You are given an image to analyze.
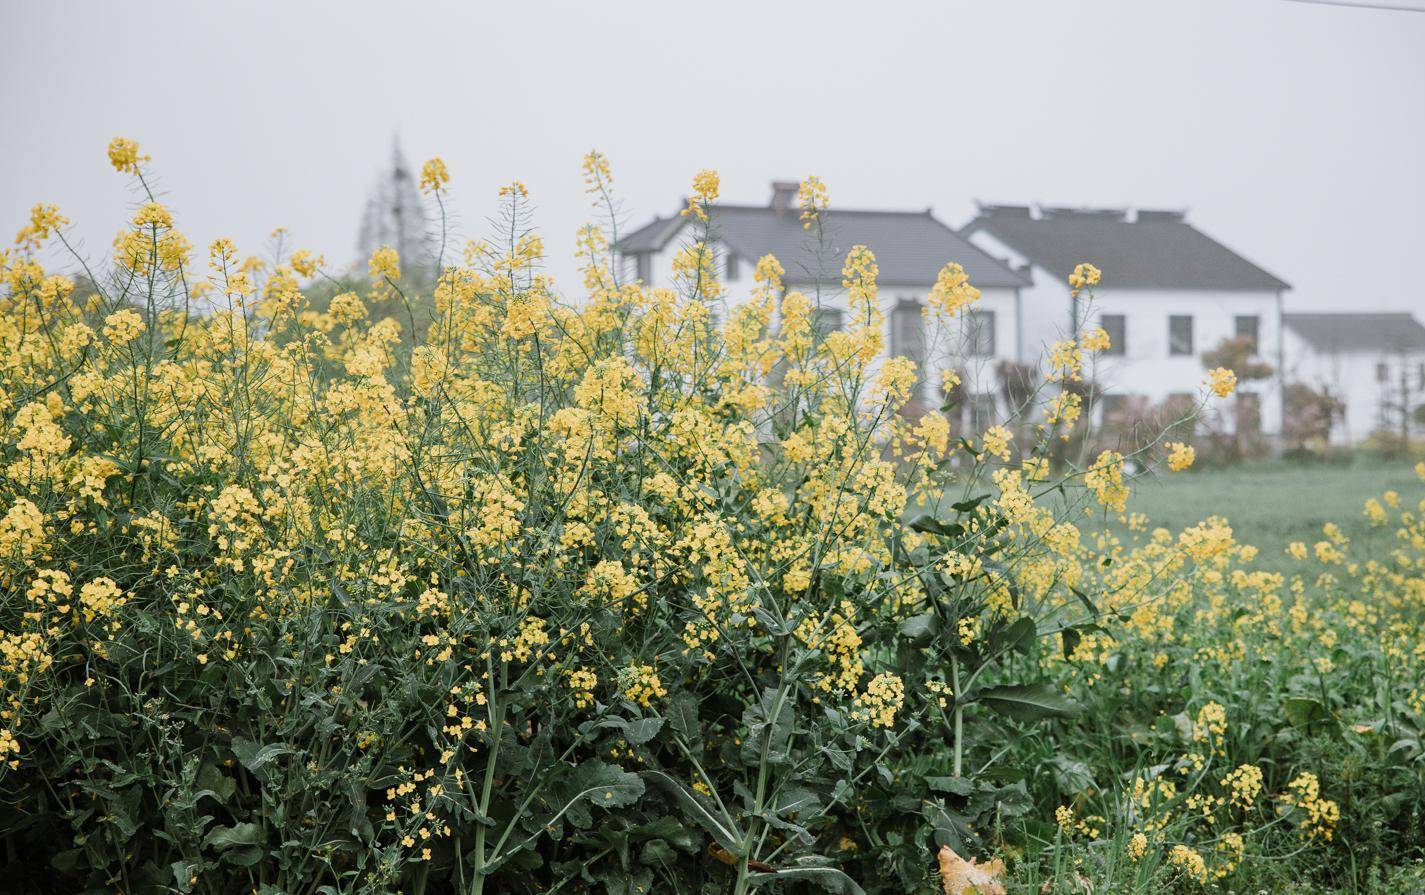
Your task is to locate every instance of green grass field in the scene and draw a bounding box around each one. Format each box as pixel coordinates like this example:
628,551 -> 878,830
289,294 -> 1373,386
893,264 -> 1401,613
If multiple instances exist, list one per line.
1107,459 -> 1419,573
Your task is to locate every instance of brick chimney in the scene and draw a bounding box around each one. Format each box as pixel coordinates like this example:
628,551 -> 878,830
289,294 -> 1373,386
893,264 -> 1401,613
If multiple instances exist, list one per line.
770,180 -> 798,215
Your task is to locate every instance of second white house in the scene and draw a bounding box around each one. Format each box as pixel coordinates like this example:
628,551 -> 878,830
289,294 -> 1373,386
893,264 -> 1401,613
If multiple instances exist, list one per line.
962,204 -> 1291,437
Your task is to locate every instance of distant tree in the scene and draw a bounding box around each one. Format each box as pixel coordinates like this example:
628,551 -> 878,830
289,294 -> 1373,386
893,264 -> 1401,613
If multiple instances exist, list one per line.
996,360 -> 1038,412
1201,336 -> 1274,384
1200,336 -> 1275,461
1283,382 -> 1344,455
1378,356 -> 1425,442
356,138 -> 437,285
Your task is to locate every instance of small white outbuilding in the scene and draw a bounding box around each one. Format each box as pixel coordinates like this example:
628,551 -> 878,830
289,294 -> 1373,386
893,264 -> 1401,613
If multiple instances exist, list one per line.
1283,313 -> 1425,445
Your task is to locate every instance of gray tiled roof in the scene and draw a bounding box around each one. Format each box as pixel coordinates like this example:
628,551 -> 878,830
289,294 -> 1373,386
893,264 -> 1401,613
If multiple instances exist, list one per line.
962,205 -> 1290,291
618,205 -> 1031,288
1284,313 -> 1425,353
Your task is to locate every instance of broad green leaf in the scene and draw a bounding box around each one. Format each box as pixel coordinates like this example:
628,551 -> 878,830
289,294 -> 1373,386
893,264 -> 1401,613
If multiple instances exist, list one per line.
975,682 -> 1082,723
747,866 -> 865,895
230,738 -> 293,776
951,494 -> 990,513
741,688 -> 794,767
899,613 -> 938,640
909,514 -> 956,537
171,860 -> 199,893
203,822 -> 263,852
989,616 -> 1036,655
665,692 -> 700,743
1283,696 -> 1326,728
641,770 -> 741,854
924,776 -> 973,796
600,716 -> 664,746
568,760 -> 644,814
1068,585 -> 1099,618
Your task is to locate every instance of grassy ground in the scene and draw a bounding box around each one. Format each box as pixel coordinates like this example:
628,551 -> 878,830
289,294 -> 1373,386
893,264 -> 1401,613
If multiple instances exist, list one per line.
1029,457 -> 1425,894
1105,459 -> 1419,574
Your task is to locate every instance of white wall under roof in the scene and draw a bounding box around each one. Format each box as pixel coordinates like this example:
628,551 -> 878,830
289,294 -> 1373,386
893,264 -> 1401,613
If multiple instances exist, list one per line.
620,224 -> 1027,424
1283,330 -> 1425,445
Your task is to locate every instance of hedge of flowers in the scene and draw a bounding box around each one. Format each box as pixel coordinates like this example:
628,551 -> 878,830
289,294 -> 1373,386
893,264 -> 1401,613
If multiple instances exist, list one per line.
1,142 -> 1421,895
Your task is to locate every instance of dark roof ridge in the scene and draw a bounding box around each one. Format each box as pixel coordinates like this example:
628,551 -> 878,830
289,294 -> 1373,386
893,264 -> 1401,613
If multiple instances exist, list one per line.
1285,311 -> 1417,319
964,204 -> 1290,291
1284,312 -> 1425,353
621,201 -> 1032,288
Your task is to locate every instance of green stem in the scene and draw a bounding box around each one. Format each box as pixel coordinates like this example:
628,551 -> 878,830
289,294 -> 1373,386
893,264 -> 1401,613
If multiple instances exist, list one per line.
951,654 -> 964,778
733,683 -> 792,895
470,663 -> 503,895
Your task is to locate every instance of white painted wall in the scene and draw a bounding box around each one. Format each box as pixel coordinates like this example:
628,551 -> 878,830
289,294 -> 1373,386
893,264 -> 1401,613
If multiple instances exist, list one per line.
1081,288 -> 1284,436
620,224 -> 1025,424
963,230 -> 1073,361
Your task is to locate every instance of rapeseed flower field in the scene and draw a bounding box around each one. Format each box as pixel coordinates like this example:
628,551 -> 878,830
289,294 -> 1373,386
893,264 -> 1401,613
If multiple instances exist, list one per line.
1,142 -> 1421,894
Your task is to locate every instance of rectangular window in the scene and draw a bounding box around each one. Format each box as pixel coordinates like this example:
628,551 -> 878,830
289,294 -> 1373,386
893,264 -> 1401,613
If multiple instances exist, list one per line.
891,299 -> 926,401
811,305 -> 843,338
1100,314 -> 1126,356
1377,362 -> 1389,383
1100,393 -> 1127,425
967,309 -> 996,358
1168,315 -> 1194,356
969,394 -> 997,432
1237,392 -> 1261,434
725,252 -> 740,282
635,253 -> 651,284
1164,392 -> 1197,435
1235,315 -> 1260,353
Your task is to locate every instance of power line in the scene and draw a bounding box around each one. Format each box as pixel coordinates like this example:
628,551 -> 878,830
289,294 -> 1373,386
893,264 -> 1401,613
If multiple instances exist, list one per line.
1284,0 -> 1425,11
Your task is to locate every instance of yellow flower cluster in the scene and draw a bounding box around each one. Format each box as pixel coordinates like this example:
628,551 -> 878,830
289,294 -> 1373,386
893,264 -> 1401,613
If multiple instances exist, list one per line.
796,175 -> 828,229
369,245 -> 401,281
1079,325 -> 1111,353
1284,772 -> 1340,841
15,203 -> 68,249
1067,262 -> 1101,296
1165,441 -> 1195,472
927,262 -> 980,318
621,663 -> 667,707
102,309 -> 145,345
1126,832 -> 1148,860
1169,843 -> 1207,884
107,136 -> 148,174
1206,367 -> 1237,397
1222,763 -> 1263,810
567,667 -> 598,709
419,157 -> 450,195
682,169 -> 719,221
980,425 -> 1012,461
853,672 -> 904,729
1084,450 -> 1128,514
581,150 -> 613,195
78,578 -> 124,623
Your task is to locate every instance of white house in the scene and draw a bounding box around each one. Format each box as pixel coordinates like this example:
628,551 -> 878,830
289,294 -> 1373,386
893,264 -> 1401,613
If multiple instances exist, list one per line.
962,205 -> 1290,437
617,182 -> 1033,425
1283,313 -> 1425,445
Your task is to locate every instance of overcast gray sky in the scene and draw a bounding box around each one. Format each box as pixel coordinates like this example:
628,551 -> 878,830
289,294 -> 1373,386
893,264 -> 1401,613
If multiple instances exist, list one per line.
3,0 -> 1422,311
